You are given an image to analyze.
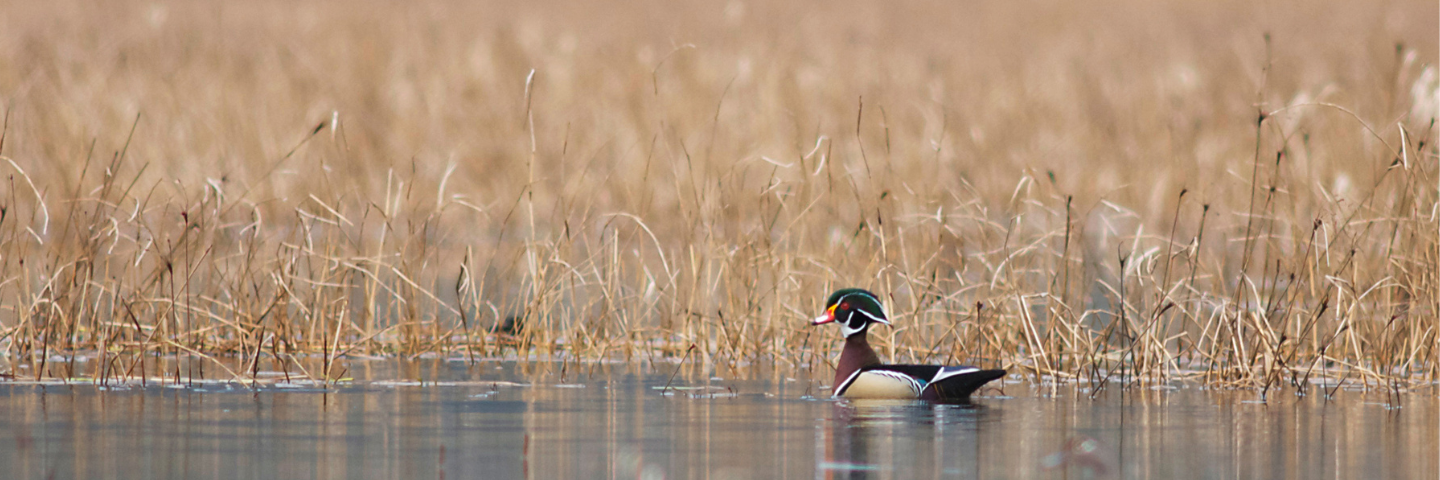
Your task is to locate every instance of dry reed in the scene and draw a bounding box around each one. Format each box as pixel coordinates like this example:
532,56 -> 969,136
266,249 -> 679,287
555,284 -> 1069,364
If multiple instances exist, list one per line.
0,0 -> 1435,392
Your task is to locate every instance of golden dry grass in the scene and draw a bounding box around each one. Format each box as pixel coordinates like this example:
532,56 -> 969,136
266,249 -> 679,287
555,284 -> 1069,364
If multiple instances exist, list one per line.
0,0 -> 1436,392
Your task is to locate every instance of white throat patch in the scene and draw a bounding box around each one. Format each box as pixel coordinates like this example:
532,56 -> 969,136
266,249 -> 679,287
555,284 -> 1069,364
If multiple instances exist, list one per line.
839,308 -> 867,338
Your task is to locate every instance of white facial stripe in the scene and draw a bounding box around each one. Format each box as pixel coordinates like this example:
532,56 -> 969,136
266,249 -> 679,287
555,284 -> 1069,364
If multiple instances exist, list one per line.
856,307 -> 889,324
837,291 -> 888,325
830,290 -> 890,337
834,292 -> 869,307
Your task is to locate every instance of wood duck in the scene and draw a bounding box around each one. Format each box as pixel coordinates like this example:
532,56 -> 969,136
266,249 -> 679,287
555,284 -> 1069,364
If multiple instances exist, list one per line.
811,288 -> 1006,401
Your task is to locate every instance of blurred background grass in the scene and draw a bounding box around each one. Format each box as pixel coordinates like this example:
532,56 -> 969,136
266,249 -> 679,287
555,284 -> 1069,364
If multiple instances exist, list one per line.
0,0 -> 1435,389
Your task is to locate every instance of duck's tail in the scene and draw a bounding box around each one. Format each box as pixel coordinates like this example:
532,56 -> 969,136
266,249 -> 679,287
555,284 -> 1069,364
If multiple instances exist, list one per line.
920,369 -> 1006,401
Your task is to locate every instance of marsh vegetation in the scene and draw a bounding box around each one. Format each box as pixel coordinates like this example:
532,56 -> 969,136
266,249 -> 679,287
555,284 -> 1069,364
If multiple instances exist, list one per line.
0,0 -> 1436,393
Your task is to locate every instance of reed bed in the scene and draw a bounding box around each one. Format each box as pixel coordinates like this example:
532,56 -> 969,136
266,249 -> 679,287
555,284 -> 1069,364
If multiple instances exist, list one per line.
0,0 -> 1435,392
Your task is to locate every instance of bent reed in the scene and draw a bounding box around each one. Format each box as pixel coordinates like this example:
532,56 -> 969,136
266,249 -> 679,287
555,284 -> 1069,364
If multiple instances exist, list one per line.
0,0 -> 1436,392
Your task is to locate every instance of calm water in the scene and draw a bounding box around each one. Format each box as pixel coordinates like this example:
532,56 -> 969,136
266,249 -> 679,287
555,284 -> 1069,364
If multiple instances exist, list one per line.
0,360 -> 1435,479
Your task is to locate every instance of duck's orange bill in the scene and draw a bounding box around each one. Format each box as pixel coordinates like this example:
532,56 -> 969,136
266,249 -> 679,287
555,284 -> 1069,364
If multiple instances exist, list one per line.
811,305 -> 838,325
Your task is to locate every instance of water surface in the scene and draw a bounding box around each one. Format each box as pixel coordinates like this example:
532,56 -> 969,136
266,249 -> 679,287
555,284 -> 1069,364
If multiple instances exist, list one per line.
1,360 -> 1434,479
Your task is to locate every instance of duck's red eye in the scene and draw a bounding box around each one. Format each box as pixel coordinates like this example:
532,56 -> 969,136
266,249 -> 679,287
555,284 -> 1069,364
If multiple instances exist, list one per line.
839,302 -> 850,310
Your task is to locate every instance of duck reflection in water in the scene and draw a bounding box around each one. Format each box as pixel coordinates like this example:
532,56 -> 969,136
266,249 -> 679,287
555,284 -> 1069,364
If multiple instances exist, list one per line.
1041,434 -> 1117,479
817,399 -> 996,479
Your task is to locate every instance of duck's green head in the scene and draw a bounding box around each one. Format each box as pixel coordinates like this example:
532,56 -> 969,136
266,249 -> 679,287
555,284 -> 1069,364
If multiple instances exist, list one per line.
811,288 -> 890,337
